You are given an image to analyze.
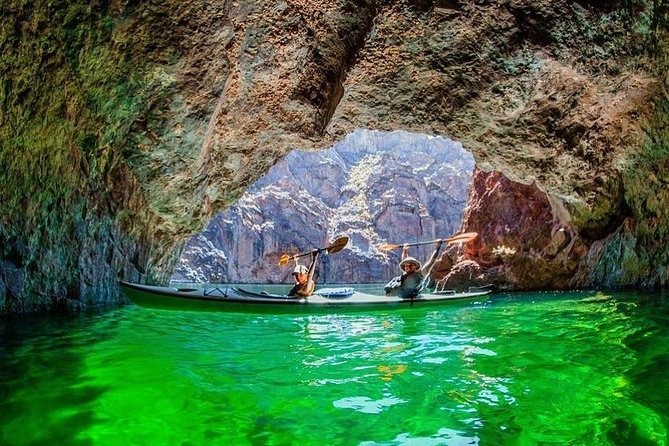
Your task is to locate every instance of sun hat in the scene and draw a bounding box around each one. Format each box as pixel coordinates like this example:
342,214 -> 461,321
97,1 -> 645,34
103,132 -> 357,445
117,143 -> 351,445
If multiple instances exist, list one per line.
399,257 -> 421,271
292,265 -> 308,275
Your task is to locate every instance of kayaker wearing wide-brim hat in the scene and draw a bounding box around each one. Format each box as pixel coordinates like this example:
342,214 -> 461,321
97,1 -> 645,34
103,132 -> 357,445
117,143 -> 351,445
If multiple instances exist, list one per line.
288,250 -> 319,297
398,257 -> 422,271
385,240 -> 443,299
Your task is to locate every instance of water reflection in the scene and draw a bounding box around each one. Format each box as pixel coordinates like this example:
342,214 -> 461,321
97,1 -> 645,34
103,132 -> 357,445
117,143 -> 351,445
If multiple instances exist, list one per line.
285,306 -> 517,444
360,428 -> 480,446
0,310 -> 122,446
333,392 -> 407,414
1,290 -> 667,445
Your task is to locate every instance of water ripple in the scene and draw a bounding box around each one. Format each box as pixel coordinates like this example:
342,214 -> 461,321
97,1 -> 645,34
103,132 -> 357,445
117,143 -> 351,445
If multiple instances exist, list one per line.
1,291 -> 668,445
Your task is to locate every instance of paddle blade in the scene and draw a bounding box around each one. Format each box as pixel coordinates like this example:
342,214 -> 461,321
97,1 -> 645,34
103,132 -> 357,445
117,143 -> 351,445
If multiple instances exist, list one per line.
378,243 -> 400,252
446,232 -> 478,244
325,236 -> 349,255
278,254 -> 291,266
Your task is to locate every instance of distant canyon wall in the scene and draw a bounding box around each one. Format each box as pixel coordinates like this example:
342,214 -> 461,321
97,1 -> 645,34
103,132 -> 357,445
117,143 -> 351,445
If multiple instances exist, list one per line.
173,130 -> 474,284
1,1 -> 667,312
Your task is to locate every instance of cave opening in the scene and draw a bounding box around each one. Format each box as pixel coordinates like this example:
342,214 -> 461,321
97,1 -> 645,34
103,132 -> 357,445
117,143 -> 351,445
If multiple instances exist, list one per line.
171,129 -> 476,285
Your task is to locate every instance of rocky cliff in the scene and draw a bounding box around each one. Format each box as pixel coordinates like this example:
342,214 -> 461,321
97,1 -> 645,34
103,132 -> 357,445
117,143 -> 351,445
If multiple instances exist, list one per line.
438,166 -> 669,291
1,1 -> 667,312
173,129 -> 474,284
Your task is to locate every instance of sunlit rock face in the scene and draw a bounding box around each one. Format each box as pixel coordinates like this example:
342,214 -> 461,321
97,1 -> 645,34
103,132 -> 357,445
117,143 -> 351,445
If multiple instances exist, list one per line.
1,0 -> 667,311
173,130 -> 474,284
435,167 -> 590,290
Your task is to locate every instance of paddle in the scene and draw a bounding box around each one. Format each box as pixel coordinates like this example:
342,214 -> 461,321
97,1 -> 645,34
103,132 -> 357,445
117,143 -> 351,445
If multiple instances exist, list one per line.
278,236 -> 350,266
378,232 -> 478,252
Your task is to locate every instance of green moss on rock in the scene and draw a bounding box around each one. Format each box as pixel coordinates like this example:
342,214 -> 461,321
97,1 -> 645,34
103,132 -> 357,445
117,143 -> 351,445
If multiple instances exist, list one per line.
0,0 -> 170,312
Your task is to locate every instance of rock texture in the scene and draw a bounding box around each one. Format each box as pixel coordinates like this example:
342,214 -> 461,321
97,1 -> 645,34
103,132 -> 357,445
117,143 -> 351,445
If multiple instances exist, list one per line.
1,0 -> 667,311
173,129 -> 474,284
434,167 -> 590,290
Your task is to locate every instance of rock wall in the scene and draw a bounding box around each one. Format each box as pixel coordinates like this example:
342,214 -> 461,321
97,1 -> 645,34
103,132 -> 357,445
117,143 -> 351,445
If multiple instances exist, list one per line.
173,129 -> 474,284
435,167 -> 590,290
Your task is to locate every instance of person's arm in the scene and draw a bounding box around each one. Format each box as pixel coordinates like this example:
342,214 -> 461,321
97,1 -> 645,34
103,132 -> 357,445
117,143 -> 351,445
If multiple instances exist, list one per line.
294,282 -> 314,297
420,240 -> 443,275
402,244 -> 409,260
307,250 -> 318,283
296,250 -> 319,297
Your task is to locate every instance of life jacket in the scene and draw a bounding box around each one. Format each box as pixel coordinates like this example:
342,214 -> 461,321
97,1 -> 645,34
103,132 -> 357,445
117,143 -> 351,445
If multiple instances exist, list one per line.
384,271 -> 422,298
288,280 -> 314,297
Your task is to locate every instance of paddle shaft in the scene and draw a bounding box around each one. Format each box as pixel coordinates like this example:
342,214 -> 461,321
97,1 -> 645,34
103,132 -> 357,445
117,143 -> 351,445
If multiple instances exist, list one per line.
379,232 -> 478,252
292,245 -> 328,260
279,236 -> 349,266
401,240 -> 444,249
381,239 -> 449,251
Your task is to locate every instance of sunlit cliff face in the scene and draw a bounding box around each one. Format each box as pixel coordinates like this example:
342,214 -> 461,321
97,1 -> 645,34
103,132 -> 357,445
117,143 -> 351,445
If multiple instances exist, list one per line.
172,129 -> 475,285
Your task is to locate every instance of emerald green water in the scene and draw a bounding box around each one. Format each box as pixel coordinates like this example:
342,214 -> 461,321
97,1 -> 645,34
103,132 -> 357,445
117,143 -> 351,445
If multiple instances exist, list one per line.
1,290 -> 668,445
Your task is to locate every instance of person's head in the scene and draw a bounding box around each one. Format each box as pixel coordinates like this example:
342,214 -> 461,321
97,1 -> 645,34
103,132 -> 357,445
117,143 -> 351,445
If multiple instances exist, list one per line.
292,265 -> 309,283
399,257 -> 421,273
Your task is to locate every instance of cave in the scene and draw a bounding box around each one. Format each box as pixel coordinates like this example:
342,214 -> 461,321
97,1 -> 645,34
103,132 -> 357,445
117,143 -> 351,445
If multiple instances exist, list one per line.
1,0 -> 667,313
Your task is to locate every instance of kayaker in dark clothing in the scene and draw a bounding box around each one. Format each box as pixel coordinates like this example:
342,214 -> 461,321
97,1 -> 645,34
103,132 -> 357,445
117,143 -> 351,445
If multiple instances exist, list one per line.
384,240 -> 443,298
288,250 -> 319,297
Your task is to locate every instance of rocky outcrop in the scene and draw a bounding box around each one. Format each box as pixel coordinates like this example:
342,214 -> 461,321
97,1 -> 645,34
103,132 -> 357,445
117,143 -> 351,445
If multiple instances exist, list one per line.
438,163 -> 668,291
173,129 -> 474,284
1,1 -> 667,311
435,167 -> 590,290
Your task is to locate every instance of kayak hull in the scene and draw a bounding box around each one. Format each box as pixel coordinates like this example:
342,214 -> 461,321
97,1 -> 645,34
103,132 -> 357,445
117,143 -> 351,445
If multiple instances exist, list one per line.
120,281 -> 491,313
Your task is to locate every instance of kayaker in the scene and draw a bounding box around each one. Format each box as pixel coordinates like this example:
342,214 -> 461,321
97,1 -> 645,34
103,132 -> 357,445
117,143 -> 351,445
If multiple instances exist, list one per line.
384,240 -> 443,298
288,250 -> 319,297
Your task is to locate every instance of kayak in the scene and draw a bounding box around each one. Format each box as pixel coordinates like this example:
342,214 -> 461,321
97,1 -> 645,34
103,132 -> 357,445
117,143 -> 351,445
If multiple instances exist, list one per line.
119,281 -> 492,313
